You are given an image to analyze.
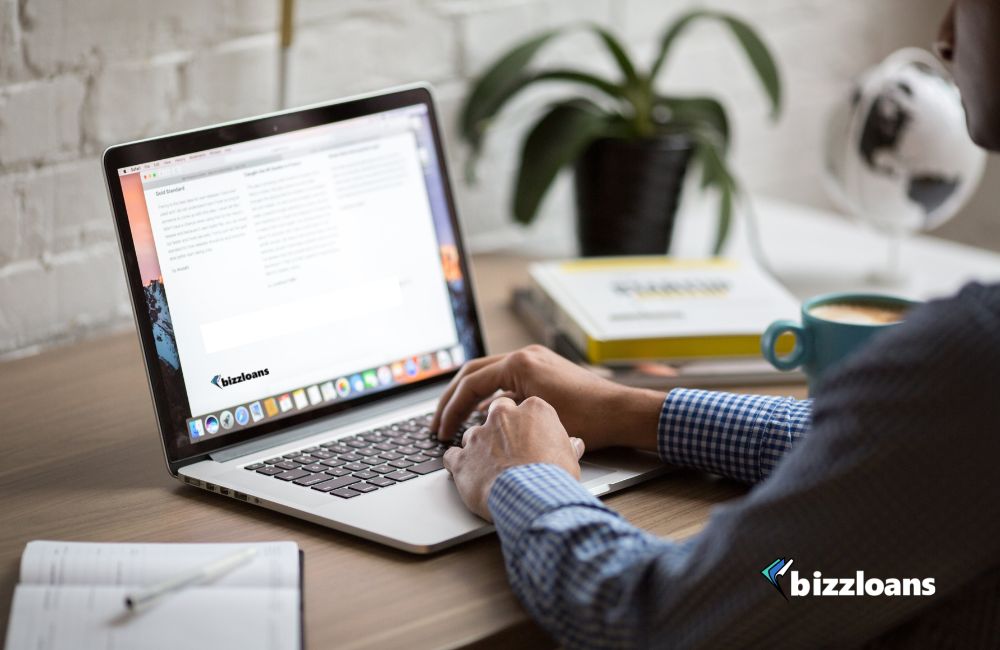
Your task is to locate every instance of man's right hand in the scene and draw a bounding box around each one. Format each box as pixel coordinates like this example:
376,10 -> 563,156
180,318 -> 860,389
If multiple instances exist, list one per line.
432,345 -> 666,452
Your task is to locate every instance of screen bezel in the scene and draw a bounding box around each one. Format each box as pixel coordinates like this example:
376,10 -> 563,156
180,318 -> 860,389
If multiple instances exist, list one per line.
103,85 -> 485,470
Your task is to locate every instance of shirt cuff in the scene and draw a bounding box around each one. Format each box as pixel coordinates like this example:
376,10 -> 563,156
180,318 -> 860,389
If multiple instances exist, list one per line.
658,388 -> 782,483
487,464 -> 611,542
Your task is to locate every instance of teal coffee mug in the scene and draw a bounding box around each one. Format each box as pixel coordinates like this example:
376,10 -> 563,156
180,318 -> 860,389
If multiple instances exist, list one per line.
761,292 -> 918,392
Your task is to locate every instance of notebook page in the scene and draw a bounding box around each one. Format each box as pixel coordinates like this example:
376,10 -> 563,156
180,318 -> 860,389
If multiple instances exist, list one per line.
19,541 -> 299,589
3,585 -> 300,650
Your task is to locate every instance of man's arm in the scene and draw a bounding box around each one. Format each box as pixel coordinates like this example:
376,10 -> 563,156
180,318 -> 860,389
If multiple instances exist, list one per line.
432,345 -> 813,484
481,285 -> 1000,648
488,464 -> 689,648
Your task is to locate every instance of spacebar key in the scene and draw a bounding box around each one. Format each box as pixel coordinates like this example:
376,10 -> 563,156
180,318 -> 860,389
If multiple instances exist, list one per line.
409,458 -> 444,475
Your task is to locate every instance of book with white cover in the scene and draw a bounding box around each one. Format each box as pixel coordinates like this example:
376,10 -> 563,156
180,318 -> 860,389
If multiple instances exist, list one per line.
529,257 -> 799,364
3,541 -> 302,650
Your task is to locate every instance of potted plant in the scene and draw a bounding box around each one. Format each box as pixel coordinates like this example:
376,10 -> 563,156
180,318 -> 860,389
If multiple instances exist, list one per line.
460,9 -> 782,256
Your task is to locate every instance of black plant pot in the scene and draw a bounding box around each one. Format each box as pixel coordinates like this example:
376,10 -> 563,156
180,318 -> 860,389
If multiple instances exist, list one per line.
573,135 -> 694,257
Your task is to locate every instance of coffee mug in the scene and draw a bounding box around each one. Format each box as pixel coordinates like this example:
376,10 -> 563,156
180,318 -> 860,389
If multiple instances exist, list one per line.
761,292 -> 918,391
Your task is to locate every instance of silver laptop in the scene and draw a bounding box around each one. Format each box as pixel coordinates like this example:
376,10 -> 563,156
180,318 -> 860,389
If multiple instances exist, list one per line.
102,85 -> 668,553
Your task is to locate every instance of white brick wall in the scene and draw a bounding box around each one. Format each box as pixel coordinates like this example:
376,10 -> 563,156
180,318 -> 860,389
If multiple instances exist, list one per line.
0,0 -> 991,359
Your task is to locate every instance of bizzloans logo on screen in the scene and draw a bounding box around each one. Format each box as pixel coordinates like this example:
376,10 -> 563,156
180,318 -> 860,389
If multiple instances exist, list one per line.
761,557 -> 935,600
211,368 -> 270,389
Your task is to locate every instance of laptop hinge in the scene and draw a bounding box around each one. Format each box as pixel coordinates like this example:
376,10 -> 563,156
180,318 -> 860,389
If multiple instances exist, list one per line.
209,384 -> 444,463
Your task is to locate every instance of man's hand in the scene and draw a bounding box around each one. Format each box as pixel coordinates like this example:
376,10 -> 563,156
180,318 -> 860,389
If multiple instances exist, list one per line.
433,345 -> 665,452
443,396 -> 584,521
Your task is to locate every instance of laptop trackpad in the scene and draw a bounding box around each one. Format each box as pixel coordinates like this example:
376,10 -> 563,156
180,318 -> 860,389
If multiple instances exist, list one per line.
579,461 -> 616,484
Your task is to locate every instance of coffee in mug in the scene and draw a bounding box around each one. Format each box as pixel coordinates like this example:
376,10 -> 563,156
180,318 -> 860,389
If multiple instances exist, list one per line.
808,302 -> 908,325
762,292 -> 919,392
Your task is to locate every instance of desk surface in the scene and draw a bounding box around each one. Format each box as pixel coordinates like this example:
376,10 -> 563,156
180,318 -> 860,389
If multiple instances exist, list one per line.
0,254 -> 805,649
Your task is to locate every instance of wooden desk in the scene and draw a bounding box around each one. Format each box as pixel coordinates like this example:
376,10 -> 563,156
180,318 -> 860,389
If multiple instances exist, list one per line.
0,254 -> 806,649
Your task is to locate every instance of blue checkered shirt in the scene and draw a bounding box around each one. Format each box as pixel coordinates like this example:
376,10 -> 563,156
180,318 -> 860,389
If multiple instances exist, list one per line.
488,284 -> 1000,649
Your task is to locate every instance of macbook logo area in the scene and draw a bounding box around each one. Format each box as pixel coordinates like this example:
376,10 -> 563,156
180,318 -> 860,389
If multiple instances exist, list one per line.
211,368 -> 270,389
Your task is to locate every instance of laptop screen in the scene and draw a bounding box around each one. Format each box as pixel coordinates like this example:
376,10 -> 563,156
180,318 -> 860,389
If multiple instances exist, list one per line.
108,93 -> 481,460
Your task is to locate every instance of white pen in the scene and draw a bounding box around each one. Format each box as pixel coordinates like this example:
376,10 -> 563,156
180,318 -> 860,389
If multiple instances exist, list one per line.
123,547 -> 258,611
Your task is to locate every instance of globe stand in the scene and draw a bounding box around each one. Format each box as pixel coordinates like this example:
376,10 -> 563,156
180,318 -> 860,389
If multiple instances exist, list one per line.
865,234 -> 907,287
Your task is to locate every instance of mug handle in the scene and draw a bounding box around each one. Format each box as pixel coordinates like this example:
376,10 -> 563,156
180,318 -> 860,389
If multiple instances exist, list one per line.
761,320 -> 811,371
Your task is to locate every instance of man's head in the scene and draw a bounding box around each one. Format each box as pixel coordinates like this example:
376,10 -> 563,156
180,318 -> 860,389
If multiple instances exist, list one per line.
937,0 -> 1000,151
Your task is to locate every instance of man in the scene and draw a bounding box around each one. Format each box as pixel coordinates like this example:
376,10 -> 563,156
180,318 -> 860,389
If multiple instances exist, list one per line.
433,2 -> 1000,647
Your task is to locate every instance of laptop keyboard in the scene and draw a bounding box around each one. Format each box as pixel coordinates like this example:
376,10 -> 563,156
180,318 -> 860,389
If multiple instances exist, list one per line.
241,411 -> 485,499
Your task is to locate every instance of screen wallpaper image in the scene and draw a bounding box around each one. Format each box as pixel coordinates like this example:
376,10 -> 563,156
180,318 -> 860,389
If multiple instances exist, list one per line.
120,106 -> 477,452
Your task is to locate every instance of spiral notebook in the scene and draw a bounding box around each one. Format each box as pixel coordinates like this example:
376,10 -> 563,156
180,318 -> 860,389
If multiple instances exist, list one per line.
3,541 -> 303,650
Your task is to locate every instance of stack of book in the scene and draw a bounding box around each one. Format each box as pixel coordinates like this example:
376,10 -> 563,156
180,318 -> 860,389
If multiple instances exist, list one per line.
512,257 -> 803,388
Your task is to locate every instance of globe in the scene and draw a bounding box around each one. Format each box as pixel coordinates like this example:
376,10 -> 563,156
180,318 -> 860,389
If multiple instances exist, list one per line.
824,48 -> 985,275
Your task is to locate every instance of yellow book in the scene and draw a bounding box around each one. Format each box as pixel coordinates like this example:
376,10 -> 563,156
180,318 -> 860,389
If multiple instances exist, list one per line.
528,257 -> 799,364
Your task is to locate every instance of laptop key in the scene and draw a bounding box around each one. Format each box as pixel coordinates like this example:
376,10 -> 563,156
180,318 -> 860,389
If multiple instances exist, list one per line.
414,440 -> 437,450
274,468 -> 310,481
373,443 -> 396,452
353,470 -> 377,480
317,475 -> 360,490
378,451 -> 403,461
338,453 -> 362,462
330,488 -> 361,499
345,440 -> 368,449
290,456 -> 313,465
405,455 -> 430,464
265,457 -> 283,464
256,466 -> 284,476
361,457 -> 383,466
371,465 -> 395,475
356,448 -> 380,457
282,452 -> 301,459
275,461 -> 300,470
409,458 -> 445,475
388,459 -> 413,469
325,467 -> 351,477
344,462 -> 367,472
352,483 -> 378,493
367,477 -> 396,487
320,458 -> 345,468
302,463 -> 326,473
294,472 -> 334,486
244,463 -> 265,471
302,446 -> 320,453
385,470 -> 417,482
423,448 -> 444,458
396,445 -> 419,455
311,481 -> 342,492
310,450 -> 334,460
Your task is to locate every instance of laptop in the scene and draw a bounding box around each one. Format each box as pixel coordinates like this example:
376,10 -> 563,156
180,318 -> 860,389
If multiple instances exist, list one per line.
102,85 -> 669,553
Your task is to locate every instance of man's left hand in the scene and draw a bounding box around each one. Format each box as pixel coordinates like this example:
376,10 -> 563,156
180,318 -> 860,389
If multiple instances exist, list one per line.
443,396 -> 585,521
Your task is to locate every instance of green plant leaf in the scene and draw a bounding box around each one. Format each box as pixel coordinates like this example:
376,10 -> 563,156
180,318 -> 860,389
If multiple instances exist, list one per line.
649,11 -> 703,80
513,100 -> 610,225
461,68 -> 624,183
717,14 -> 781,119
649,10 -> 781,119
713,181 -> 734,255
688,127 -> 739,255
589,24 -> 641,88
460,30 -> 562,150
658,96 -> 730,154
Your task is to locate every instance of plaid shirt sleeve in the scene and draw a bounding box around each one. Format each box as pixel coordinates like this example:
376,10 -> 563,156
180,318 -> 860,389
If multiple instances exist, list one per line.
660,388 -> 812,483
487,392 -> 813,648
488,463 -> 688,649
